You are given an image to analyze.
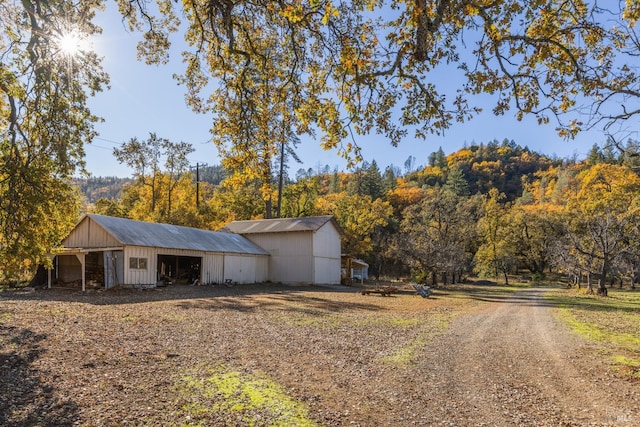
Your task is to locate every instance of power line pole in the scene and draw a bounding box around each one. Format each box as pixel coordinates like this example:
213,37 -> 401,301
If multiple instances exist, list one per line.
196,163 -> 200,209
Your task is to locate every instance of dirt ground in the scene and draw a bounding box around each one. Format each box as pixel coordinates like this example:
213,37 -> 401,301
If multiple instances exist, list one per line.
1,283 -> 638,426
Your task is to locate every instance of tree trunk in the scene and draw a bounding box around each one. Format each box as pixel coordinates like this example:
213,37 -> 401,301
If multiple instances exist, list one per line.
265,198 -> 272,219
167,181 -> 173,220
597,259 -> 609,296
276,139 -> 285,218
503,269 -> 509,286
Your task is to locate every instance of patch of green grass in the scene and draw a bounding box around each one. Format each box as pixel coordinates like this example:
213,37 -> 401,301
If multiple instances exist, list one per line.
611,356 -> 640,379
612,355 -> 640,367
546,288 -> 640,379
381,336 -> 427,367
386,316 -> 421,327
176,363 -> 318,427
380,313 -> 454,367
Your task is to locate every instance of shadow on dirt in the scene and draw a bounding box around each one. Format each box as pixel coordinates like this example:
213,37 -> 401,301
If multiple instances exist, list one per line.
467,292 -> 557,307
0,325 -> 79,427
452,285 -> 640,314
0,283 -> 385,313
174,289 -> 386,314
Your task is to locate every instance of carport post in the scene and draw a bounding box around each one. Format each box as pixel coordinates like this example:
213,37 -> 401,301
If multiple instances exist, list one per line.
74,253 -> 87,291
47,254 -> 54,289
81,253 -> 86,291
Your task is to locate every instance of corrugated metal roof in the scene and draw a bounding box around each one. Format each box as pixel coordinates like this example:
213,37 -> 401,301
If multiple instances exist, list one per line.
85,214 -> 269,255
222,216 -> 340,234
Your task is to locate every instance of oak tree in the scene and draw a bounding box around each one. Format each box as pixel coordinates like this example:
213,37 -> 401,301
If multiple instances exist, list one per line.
1,0 -> 108,280
563,164 -> 640,294
118,1 -> 640,161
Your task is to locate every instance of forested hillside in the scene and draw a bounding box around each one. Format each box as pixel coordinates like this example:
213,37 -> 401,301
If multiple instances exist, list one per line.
74,177 -> 132,204
80,139 -> 640,294
75,165 -> 227,204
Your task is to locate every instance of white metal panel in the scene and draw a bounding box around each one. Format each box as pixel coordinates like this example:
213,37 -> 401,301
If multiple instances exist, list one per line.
246,232 -> 312,257
242,232 -> 314,284
312,222 -> 342,258
62,217 -> 121,248
202,253 -> 224,284
274,255 -> 312,284
243,225 -> 341,284
123,246 -> 157,286
312,223 -> 341,284
224,254 -> 268,284
156,248 -> 207,257
255,255 -> 269,282
314,256 -> 341,284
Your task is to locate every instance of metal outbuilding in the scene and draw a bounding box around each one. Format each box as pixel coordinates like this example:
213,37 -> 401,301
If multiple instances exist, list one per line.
222,216 -> 342,285
50,214 -> 269,290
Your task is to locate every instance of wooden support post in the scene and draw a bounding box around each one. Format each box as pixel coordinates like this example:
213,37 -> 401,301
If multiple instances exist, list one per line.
81,253 -> 86,292
75,253 -> 87,292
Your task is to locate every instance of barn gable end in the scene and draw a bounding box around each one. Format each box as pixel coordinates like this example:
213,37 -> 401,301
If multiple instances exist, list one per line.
62,215 -> 122,249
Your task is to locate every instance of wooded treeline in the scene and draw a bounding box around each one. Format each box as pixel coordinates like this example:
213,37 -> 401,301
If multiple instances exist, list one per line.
83,138 -> 640,294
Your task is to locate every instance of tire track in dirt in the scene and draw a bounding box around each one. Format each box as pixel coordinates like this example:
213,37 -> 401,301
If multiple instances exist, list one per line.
417,288 -> 639,426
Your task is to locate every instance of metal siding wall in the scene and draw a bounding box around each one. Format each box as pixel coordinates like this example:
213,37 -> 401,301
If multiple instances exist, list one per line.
244,232 -> 313,284
312,223 -> 342,258
62,218 -> 120,248
311,224 -> 341,284
223,254 -> 269,284
203,253 -> 224,284
248,233 -> 312,257
314,257 -> 341,284
123,246 -> 157,286
157,248 -> 205,257
240,256 -> 256,283
255,256 -> 269,282
271,255 -> 312,284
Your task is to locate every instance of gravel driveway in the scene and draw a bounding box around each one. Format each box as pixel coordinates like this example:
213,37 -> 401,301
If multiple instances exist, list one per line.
412,288 -> 639,426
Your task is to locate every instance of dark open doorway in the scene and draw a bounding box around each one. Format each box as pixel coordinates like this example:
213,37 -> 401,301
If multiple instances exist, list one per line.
157,255 -> 202,286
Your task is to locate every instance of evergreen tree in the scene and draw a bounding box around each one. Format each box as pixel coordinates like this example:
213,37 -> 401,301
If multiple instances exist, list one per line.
382,165 -> 400,193
434,147 -> 447,169
361,160 -> 384,200
327,169 -> 341,194
443,165 -> 470,197
587,144 -> 604,165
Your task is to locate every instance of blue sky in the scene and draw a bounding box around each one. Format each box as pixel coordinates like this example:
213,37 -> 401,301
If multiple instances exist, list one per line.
85,4 -> 615,178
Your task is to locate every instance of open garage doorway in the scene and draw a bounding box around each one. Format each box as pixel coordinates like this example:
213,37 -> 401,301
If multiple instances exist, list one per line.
53,250 -> 123,290
157,255 -> 202,286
